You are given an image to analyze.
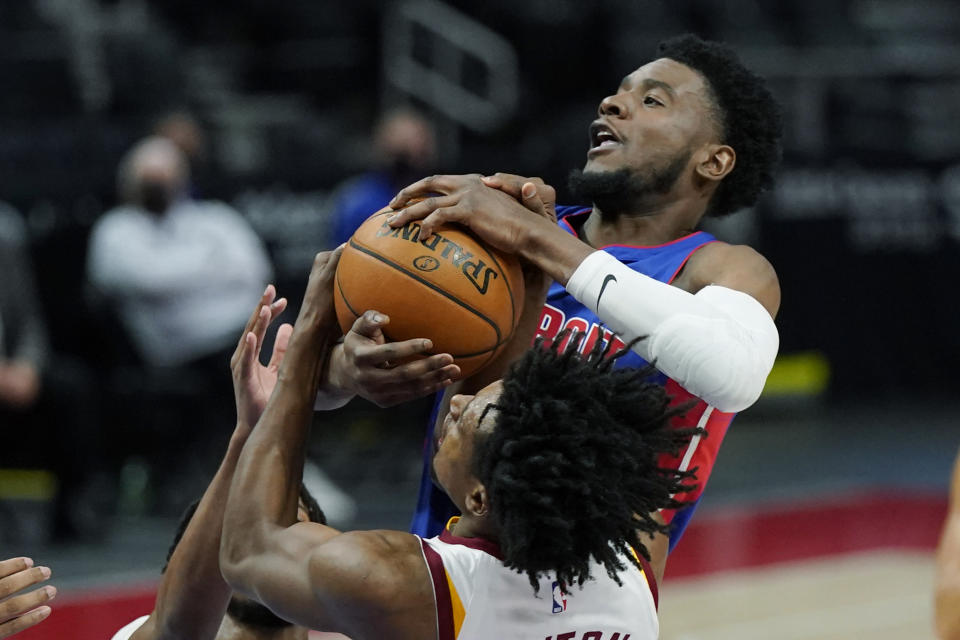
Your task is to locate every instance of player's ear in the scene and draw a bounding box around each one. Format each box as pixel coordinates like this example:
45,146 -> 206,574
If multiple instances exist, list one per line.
695,144 -> 735,183
466,484 -> 489,518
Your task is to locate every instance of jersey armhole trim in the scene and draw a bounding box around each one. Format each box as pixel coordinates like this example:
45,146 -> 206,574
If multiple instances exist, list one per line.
667,239 -> 719,284
634,551 -> 659,611
419,537 -> 456,640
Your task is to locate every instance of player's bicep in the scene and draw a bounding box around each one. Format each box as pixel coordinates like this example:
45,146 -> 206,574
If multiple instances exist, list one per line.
226,522 -> 342,631
241,527 -> 434,637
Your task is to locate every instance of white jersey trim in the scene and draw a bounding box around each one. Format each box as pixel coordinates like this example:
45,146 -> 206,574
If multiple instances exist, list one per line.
110,615 -> 149,640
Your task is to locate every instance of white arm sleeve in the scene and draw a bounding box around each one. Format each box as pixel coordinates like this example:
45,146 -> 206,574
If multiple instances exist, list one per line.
566,250 -> 779,413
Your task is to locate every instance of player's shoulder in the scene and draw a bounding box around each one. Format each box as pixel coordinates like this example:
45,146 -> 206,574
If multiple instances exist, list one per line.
686,240 -> 776,278
680,240 -> 780,315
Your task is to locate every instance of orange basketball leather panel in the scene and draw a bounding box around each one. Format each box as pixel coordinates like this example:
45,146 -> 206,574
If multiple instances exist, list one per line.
350,213 -> 522,331
335,212 -> 524,378
335,242 -> 501,363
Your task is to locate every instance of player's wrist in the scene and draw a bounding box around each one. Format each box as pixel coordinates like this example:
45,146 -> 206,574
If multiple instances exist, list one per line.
315,344 -> 356,410
521,221 -> 594,285
321,343 -> 348,391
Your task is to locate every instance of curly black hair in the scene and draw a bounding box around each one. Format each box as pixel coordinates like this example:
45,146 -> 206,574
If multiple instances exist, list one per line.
472,333 -> 702,592
162,483 -> 326,574
657,34 -> 783,217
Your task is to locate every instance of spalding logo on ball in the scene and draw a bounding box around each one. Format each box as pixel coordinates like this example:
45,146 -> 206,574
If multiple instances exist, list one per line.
334,208 -> 524,377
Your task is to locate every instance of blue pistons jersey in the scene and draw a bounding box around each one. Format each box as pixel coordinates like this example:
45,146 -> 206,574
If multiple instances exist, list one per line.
410,206 -> 736,552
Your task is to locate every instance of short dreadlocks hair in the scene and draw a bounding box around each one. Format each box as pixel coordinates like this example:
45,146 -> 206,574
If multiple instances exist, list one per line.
162,483 -> 325,574
657,34 -> 783,217
473,334 -> 702,592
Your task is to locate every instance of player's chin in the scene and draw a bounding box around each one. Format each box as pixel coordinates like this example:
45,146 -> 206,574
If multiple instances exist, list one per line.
582,157 -> 623,177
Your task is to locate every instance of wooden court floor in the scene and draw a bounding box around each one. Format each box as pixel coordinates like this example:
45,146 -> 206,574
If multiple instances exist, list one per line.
660,550 -> 936,640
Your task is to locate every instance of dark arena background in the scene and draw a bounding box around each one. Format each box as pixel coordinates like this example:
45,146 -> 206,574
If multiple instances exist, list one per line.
0,1 -> 958,638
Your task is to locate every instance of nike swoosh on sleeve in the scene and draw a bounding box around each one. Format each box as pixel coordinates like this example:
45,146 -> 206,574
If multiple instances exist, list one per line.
596,274 -> 617,311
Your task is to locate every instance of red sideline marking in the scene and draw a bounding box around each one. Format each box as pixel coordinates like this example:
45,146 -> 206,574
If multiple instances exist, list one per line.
666,491 -> 948,580
14,581 -> 157,640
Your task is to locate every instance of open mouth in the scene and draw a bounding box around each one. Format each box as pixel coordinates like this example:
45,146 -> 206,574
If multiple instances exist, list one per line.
589,121 -> 623,151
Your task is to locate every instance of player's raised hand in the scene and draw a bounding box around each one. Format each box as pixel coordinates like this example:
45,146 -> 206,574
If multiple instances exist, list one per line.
231,284 -> 289,430
326,311 -> 460,408
385,174 -> 558,255
0,557 -> 55,639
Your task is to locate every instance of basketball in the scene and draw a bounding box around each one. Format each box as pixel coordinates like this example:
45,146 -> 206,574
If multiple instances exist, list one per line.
334,208 -> 525,377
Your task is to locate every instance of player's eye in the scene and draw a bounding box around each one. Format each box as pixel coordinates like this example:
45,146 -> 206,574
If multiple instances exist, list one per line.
643,95 -> 663,106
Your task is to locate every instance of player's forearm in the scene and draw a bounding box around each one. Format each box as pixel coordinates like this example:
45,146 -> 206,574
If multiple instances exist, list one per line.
519,217 -> 595,285
222,319 -> 333,574
148,427 -> 248,640
564,250 -> 779,412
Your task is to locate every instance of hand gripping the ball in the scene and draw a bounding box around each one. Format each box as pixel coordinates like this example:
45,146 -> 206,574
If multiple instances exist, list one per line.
385,174 -> 558,256
324,311 -> 461,408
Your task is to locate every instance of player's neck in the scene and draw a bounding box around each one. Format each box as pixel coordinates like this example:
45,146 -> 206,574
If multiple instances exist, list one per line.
450,513 -> 497,543
584,196 -> 705,247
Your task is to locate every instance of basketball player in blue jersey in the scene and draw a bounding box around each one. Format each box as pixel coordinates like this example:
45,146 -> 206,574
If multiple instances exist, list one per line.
220,248 -> 697,639
376,34 -> 784,552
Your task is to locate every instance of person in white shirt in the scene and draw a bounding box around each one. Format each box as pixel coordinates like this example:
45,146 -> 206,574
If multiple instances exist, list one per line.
87,136 -> 271,369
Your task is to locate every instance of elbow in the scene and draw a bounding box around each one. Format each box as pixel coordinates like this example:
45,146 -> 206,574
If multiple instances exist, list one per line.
649,343 -> 773,413
647,314 -> 777,414
219,527 -> 251,591
219,543 -> 243,590
694,380 -> 764,414
700,365 -> 768,413
219,520 -> 277,593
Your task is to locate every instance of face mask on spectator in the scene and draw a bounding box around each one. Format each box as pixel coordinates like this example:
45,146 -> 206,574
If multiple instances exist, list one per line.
139,181 -> 172,215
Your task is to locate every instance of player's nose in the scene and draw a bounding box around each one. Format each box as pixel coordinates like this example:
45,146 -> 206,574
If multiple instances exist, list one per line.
449,394 -> 467,417
598,94 -> 627,118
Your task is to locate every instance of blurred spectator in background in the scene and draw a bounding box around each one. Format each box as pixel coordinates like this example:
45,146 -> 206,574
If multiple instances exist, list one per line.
329,107 -> 438,246
87,136 -> 270,372
936,446 -> 960,639
0,206 -> 46,413
0,204 -> 101,540
86,137 -> 271,506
